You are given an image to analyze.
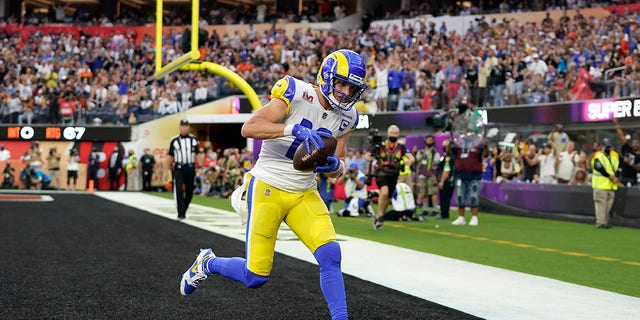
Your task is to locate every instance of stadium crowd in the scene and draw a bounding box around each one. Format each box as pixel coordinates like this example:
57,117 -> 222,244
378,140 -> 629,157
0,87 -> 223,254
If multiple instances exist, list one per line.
0,2 -> 638,125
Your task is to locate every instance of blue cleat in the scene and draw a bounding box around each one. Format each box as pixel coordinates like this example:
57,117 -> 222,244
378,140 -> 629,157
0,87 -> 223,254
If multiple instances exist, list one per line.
180,248 -> 215,296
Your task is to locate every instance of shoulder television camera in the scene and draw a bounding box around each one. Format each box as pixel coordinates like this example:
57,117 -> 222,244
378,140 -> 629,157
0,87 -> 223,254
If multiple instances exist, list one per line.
367,128 -> 383,154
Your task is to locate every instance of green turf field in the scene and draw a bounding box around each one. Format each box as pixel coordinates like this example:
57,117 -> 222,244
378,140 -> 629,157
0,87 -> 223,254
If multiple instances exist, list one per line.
148,192 -> 640,297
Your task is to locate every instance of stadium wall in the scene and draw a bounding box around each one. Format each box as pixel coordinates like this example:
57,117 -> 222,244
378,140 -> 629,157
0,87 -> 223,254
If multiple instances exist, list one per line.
127,96 -> 242,189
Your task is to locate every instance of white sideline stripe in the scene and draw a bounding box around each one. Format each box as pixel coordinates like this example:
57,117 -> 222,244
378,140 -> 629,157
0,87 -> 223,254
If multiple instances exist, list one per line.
96,192 -> 640,320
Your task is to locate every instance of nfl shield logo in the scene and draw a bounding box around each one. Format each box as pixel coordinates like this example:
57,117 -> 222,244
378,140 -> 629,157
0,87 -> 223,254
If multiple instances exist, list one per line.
265,189 -> 271,196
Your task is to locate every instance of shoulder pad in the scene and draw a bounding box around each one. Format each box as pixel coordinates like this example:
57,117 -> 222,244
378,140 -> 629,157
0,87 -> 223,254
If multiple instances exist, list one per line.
270,76 -> 296,108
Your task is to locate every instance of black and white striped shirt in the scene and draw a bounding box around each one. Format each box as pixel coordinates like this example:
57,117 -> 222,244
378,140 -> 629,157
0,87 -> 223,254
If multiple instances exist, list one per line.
168,134 -> 199,166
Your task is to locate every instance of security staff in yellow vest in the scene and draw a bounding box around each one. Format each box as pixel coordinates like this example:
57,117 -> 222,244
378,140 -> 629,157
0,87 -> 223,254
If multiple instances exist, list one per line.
397,154 -> 413,187
125,149 -> 139,191
590,138 -> 620,229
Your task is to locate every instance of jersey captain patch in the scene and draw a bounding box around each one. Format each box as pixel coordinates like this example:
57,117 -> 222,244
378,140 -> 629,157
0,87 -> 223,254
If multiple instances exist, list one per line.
302,91 -> 314,103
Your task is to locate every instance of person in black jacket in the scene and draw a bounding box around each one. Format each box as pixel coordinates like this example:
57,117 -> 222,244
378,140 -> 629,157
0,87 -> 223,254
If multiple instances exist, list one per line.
108,146 -> 122,191
140,148 -> 156,191
437,139 -> 455,219
489,56 -> 507,106
88,147 -> 101,190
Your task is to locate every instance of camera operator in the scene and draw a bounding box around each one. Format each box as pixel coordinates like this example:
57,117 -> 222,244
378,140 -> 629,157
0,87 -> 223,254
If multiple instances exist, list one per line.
2,163 -> 16,189
338,163 -> 374,217
365,124 -> 414,230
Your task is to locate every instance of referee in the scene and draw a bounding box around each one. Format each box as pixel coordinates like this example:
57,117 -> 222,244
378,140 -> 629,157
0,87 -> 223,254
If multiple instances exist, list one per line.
168,119 -> 199,220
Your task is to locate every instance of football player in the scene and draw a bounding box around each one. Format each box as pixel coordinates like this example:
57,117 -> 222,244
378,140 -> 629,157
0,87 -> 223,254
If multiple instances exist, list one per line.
179,49 -> 367,320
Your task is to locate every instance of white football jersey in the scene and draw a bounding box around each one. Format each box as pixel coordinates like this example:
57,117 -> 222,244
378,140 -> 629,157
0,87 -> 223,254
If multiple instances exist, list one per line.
250,76 -> 359,192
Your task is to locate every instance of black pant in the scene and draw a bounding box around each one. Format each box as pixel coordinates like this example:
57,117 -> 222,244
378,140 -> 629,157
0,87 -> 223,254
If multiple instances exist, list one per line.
142,169 -> 153,191
108,168 -> 120,191
174,165 -> 196,218
88,167 -> 99,190
439,183 -> 455,219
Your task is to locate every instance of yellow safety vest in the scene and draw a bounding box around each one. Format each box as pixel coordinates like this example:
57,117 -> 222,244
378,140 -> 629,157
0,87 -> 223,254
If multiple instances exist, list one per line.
399,155 -> 411,176
590,151 -> 619,191
126,154 -> 138,171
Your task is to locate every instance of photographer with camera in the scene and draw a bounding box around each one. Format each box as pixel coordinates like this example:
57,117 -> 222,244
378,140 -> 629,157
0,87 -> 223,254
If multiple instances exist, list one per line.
338,163 -> 374,217
365,124 -> 414,230
1,163 -> 16,189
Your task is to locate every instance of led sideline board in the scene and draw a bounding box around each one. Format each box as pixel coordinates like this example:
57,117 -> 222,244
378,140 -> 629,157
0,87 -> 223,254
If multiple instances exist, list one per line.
0,125 -> 131,141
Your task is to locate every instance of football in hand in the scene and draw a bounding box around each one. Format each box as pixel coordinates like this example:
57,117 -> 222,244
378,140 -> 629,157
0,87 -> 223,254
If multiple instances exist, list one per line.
293,136 -> 338,171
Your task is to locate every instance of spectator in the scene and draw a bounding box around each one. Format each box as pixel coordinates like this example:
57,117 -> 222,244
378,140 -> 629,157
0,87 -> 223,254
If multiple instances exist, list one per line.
397,82 -> 415,111
556,141 -> 580,184
520,144 -> 539,183
489,55 -> 508,107
528,53 -> 549,77
66,149 -> 80,191
482,145 -> 498,182
373,54 -> 389,112
387,62 -> 404,111
614,119 -> 640,186
5,92 -> 22,123
17,99 -> 35,125
569,68 -> 594,101
51,2 -> 70,23
570,168 -> 589,186
498,150 -> 519,182
548,124 -> 569,153
538,142 -> 557,184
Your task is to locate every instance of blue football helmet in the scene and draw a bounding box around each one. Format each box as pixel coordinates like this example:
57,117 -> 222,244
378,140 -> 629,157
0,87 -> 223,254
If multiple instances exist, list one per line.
317,49 -> 368,111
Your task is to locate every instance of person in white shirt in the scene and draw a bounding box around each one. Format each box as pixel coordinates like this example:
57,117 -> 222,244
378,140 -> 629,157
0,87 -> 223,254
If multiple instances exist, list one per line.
194,83 -> 208,104
528,53 -> 549,77
256,1 -> 267,23
556,141 -> 580,184
538,142 -> 557,184
0,144 -> 10,161
66,149 -> 80,191
373,55 -> 389,112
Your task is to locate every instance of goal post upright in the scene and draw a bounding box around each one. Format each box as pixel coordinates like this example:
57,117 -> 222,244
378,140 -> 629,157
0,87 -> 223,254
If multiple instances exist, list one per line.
154,0 -> 201,79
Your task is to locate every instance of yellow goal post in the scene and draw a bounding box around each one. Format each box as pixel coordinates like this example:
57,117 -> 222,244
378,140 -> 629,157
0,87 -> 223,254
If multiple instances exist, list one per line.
153,0 -> 262,111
